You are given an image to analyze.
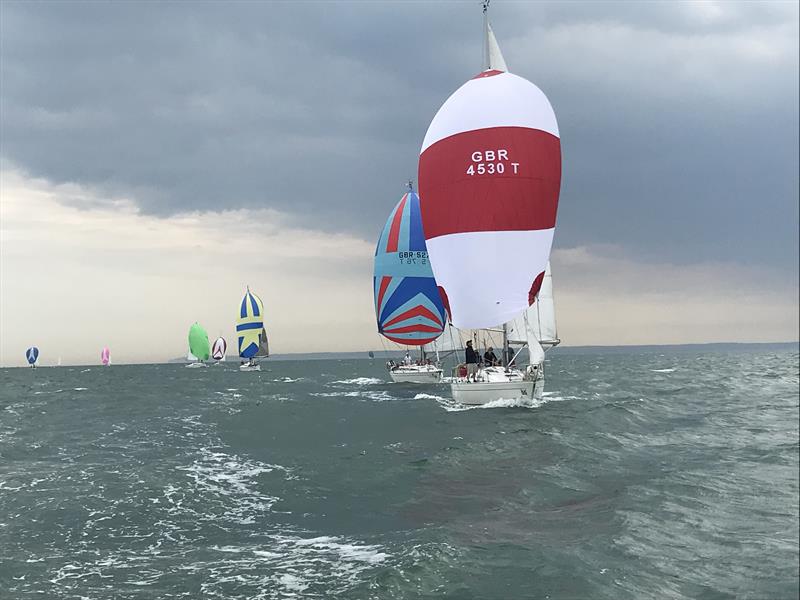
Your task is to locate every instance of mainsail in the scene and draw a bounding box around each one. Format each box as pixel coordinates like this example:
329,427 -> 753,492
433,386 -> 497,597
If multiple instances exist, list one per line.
211,337 -> 227,361
506,261 -> 559,347
188,323 -> 211,361
418,11 -> 561,331
237,288 -> 267,359
373,187 -> 447,346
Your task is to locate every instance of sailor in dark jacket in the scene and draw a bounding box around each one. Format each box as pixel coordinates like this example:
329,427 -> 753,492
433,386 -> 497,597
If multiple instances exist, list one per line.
483,347 -> 499,366
465,340 -> 480,381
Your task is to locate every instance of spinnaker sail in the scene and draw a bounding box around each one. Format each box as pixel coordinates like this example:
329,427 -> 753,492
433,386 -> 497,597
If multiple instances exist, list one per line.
25,346 -> 39,366
101,347 -> 110,366
211,337 -> 227,361
373,188 -> 447,346
188,323 -> 211,361
237,288 -> 268,359
418,11 -> 561,331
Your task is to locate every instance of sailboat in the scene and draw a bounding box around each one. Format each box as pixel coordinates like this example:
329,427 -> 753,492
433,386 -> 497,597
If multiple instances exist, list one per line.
211,337 -> 227,364
101,347 -> 111,366
237,287 -> 269,372
417,2 -> 562,404
186,322 -> 211,368
374,183 -> 448,383
26,346 -> 39,368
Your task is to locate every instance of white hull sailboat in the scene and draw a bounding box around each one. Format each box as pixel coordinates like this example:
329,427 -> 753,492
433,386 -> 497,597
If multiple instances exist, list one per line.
237,287 -> 269,372
417,4 -> 563,406
186,322 -> 211,368
389,363 -> 443,384
373,184 -> 449,384
451,372 -> 536,405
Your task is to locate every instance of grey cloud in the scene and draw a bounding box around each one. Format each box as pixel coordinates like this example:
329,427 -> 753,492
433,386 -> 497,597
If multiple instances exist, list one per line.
1,0 -> 797,273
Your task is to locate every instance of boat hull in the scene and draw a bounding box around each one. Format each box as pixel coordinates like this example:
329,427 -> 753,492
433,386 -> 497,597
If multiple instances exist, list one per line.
451,380 -> 536,405
390,367 -> 443,384
186,362 -> 207,369
239,364 -> 261,372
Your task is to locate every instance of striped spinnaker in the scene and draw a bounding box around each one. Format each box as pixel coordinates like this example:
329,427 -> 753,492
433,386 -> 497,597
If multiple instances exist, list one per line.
374,190 -> 446,346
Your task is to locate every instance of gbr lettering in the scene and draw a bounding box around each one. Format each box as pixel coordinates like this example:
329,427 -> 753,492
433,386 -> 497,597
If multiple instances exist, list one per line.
466,149 -> 520,176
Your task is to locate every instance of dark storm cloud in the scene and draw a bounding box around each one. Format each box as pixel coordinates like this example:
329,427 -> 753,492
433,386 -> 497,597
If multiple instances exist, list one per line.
1,1 -> 797,272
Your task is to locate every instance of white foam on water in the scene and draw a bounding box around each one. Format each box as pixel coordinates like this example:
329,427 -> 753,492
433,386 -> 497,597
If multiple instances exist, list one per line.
651,368 -> 676,373
414,393 -> 449,402
273,377 -> 304,383
311,390 -> 399,402
331,377 -> 383,386
73,388 -> 88,391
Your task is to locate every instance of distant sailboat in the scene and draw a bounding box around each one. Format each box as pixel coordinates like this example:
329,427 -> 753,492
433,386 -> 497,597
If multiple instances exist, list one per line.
26,346 -> 39,368
101,347 -> 111,366
211,337 -> 227,364
237,287 -> 269,372
417,2 -> 562,404
186,322 -> 211,368
373,183 -> 447,383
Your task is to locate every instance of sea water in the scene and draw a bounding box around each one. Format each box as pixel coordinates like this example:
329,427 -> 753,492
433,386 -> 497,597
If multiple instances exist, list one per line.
0,347 -> 797,599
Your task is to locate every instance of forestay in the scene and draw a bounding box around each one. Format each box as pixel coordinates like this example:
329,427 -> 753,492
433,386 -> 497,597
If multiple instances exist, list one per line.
373,190 -> 447,346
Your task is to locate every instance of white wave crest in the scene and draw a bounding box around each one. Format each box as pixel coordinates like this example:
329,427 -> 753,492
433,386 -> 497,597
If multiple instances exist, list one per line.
414,393 -> 448,402
331,377 -> 383,386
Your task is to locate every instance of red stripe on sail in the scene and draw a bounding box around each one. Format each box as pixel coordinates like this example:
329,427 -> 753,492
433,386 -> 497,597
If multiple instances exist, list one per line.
382,324 -> 443,334
528,271 -> 545,305
376,276 -> 392,314
385,194 -> 408,253
382,334 -> 435,346
382,305 -> 443,329
472,69 -> 504,79
419,127 -> 560,239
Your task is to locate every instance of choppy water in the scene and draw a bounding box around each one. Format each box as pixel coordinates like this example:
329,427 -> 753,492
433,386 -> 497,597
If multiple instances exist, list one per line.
1,348 -> 797,599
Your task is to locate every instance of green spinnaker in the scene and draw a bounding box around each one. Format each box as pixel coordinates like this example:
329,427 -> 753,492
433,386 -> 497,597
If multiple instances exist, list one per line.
188,323 -> 211,361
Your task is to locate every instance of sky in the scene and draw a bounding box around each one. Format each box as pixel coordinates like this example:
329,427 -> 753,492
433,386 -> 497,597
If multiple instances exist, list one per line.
1,0 -> 798,366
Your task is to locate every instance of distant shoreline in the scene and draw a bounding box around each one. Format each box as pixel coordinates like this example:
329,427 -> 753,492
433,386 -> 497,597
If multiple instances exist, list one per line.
3,341 -> 796,368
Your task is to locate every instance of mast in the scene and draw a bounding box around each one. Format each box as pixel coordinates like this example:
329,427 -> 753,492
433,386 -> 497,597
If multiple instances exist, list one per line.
502,322 -> 509,369
482,0 -> 508,72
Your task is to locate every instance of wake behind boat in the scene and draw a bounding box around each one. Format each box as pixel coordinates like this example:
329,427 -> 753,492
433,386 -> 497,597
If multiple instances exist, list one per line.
417,3 -> 562,405
373,184 -> 448,384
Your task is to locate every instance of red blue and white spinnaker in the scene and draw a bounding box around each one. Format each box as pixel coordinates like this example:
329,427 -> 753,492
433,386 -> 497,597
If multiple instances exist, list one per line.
374,188 -> 447,347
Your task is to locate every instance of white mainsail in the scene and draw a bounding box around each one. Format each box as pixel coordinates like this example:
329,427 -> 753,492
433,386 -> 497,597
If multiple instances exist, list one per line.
506,262 -> 559,350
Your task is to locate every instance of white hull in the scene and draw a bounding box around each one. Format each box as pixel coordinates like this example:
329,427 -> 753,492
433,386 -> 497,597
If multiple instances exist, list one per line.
451,380 -> 535,405
451,365 -> 543,405
239,364 -> 261,372
186,362 -> 207,369
389,366 -> 443,384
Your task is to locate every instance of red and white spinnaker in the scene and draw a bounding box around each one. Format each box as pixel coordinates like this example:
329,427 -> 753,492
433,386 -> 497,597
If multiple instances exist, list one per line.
418,15 -> 561,330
